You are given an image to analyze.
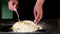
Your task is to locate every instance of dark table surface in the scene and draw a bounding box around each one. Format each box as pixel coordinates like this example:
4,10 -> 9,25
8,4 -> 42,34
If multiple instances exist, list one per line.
0,19 -> 60,34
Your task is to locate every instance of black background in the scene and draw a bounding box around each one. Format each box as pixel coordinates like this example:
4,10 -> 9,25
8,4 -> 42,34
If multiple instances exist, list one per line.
0,0 -> 59,21
13,0 -> 58,21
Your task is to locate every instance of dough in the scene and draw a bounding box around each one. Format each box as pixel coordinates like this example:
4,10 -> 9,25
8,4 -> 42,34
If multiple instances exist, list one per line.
12,20 -> 42,32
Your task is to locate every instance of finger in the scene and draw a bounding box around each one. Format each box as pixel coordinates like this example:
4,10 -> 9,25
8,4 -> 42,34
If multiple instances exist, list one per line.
8,1 -> 14,10
33,7 -> 37,18
34,10 -> 40,23
35,14 -> 41,23
33,8 -> 38,23
34,9 -> 42,23
8,1 -> 11,10
36,10 -> 43,23
14,2 -> 18,8
34,15 -> 40,24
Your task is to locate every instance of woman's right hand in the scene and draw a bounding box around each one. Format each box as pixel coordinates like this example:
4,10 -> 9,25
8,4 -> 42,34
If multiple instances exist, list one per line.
8,0 -> 18,11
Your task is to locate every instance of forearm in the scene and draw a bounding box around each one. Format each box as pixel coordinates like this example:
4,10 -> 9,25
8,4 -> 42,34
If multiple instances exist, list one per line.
37,0 -> 45,3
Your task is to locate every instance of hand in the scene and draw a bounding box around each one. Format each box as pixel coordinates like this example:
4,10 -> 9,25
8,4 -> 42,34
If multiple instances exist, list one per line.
8,0 -> 18,12
33,0 -> 44,24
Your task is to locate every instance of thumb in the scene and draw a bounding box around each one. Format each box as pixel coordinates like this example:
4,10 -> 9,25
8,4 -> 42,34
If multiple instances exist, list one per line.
34,18 -> 38,24
13,5 -> 17,12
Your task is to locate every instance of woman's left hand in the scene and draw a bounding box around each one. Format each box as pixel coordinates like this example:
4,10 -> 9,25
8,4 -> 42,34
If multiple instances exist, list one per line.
33,0 -> 45,24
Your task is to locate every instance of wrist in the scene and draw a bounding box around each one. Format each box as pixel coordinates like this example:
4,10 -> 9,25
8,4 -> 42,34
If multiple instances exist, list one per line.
37,0 -> 45,3
36,0 -> 45,6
